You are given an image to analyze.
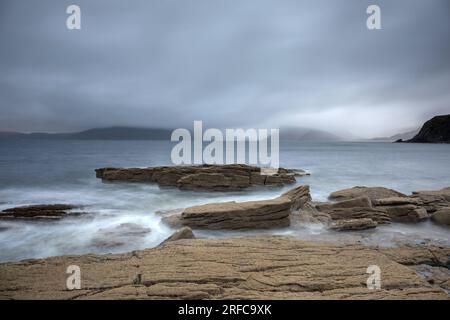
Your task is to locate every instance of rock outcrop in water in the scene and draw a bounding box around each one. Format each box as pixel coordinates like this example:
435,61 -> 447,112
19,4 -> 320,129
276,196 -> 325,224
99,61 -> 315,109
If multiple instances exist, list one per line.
163,185 -> 310,230
329,186 -> 406,201
0,204 -> 83,220
0,236 -> 448,299
95,164 -> 303,191
406,114 -> 450,143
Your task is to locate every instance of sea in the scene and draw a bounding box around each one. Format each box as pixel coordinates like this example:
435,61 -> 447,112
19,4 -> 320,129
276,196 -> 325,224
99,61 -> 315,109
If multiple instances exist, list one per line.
0,139 -> 449,262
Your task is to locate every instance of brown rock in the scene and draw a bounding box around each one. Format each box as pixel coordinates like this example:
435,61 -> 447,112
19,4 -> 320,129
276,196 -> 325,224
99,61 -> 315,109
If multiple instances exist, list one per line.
316,196 -> 372,211
280,185 -> 311,210
431,208 -> 450,226
180,197 -> 291,230
95,164 -> 298,191
376,204 -> 429,223
327,207 -> 391,224
329,186 -> 406,201
159,227 -> 195,246
0,236 -> 447,300
411,187 -> 450,213
0,204 -> 82,220
330,218 -> 377,231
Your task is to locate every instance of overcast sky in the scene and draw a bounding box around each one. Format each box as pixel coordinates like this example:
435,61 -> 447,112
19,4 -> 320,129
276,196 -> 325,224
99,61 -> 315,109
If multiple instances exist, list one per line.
0,0 -> 449,138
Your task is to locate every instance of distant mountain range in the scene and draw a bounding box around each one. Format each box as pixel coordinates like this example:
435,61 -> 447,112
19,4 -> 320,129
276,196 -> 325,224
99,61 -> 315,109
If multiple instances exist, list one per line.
0,126 -> 345,142
371,129 -> 420,142
0,127 -> 172,140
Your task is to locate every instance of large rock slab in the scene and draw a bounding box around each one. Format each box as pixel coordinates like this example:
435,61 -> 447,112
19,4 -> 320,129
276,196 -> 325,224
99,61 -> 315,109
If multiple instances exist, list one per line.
180,197 -> 292,230
0,236 -> 447,300
96,164 -> 299,191
329,186 -> 406,201
0,204 -> 83,220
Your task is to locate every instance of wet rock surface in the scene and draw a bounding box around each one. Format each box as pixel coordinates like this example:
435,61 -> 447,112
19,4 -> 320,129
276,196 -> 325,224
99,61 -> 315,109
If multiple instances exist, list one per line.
158,227 -> 195,246
0,204 -> 84,220
95,164 -> 300,191
0,236 -> 448,300
91,223 -> 151,248
330,218 -> 377,231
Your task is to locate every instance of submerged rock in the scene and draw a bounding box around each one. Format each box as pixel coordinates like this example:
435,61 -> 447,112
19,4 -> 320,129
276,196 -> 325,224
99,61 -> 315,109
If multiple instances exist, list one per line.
330,218 -> 377,231
158,227 -> 195,246
0,204 -> 83,220
329,186 -> 406,201
91,223 -> 151,248
95,164 -> 300,191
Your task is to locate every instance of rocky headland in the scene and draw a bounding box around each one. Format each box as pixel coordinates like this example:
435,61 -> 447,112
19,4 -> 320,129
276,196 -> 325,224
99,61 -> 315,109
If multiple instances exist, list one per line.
398,114 -> 450,143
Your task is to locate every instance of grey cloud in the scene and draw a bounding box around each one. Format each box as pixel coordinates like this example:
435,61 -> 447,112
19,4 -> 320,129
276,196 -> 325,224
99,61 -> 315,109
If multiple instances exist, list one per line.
0,0 -> 449,137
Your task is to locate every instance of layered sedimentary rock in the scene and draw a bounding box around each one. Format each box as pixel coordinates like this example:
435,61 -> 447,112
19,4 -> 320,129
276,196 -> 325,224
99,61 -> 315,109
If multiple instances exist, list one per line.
314,196 -> 391,225
410,187 -> 450,213
280,185 -> 311,210
95,164 -> 301,191
0,236 -> 448,300
325,207 -> 391,224
329,186 -> 406,201
0,204 -> 82,220
372,197 -> 429,223
179,197 -> 292,230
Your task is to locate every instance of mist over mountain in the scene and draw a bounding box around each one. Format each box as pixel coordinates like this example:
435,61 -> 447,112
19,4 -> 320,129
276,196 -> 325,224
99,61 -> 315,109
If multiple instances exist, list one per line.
370,128 -> 420,142
0,126 -> 347,142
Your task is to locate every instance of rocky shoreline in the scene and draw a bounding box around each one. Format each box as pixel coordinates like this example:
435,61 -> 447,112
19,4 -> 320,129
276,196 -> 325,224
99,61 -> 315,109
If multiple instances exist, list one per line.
0,236 -> 448,299
1,165 -> 449,300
